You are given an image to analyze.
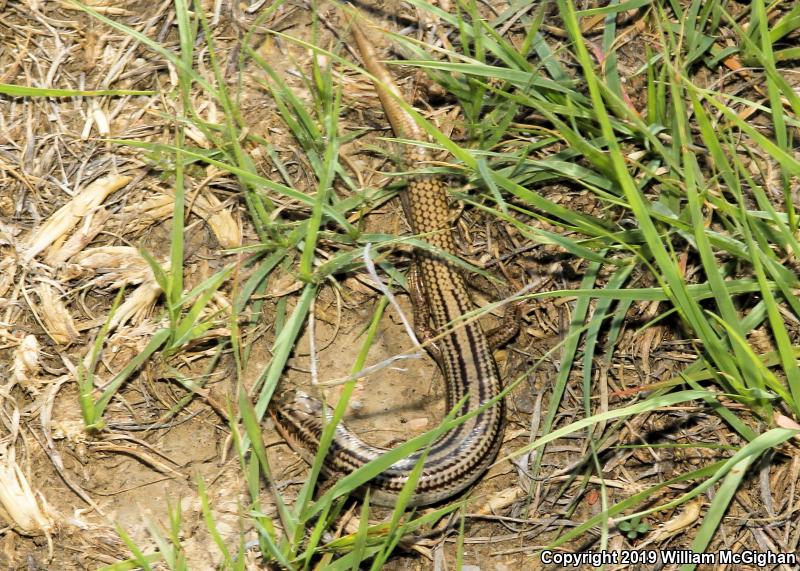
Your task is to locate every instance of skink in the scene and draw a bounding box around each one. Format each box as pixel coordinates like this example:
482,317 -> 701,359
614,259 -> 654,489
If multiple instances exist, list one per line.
270,14 -> 505,507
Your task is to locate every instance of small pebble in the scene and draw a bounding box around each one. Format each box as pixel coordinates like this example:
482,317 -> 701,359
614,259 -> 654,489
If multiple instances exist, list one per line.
408,417 -> 429,431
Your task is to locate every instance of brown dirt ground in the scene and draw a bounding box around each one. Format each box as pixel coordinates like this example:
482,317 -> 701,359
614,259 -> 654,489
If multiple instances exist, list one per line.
0,0 -> 798,570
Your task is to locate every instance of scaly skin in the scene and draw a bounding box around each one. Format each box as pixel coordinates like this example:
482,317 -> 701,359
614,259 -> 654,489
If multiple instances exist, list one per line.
270,12 -> 505,507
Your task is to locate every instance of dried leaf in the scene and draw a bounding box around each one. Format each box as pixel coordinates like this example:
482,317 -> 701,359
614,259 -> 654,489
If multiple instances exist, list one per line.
24,175 -> 132,260
36,284 -> 79,345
